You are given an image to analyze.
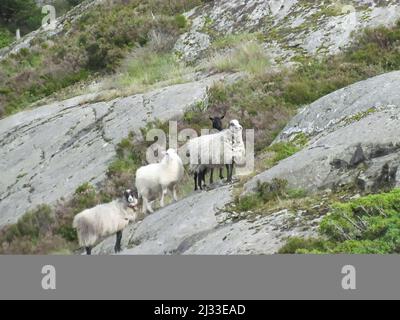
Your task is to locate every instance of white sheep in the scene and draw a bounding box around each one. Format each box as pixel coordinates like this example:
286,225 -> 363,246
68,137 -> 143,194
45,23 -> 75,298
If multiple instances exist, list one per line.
135,148 -> 184,215
73,189 -> 139,255
184,119 -> 246,187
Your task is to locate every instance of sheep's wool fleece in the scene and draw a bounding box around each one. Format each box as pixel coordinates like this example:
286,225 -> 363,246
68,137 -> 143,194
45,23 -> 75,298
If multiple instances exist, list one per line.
73,200 -> 137,247
186,127 -> 245,170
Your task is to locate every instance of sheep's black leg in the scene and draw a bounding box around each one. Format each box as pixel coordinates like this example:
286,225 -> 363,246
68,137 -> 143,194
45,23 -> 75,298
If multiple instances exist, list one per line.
227,164 -> 234,182
210,169 -> 214,184
194,173 -> 198,191
198,172 -> 204,190
219,167 -> 224,180
114,231 -> 123,253
85,247 -> 92,255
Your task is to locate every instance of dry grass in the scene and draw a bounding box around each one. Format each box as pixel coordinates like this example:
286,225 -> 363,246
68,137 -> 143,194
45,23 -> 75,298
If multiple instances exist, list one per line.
204,41 -> 270,75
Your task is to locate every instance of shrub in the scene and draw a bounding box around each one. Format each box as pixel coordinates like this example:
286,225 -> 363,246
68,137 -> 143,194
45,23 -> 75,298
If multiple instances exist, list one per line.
0,0 -> 42,35
0,28 -> 13,49
279,189 -> 400,254
234,179 -> 289,212
175,14 -> 187,29
0,0 -> 201,117
4,205 -> 54,242
118,50 -> 186,87
234,194 -> 263,212
206,41 -> 270,75
278,237 -> 330,254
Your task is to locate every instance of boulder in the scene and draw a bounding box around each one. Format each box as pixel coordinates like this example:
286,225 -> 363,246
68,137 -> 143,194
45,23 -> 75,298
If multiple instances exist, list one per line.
245,71 -> 400,194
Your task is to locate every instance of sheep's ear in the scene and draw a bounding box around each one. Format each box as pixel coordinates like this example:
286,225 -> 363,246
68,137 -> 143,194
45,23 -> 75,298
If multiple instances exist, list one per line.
220,115 -> 225,120
209,117 -> 214,121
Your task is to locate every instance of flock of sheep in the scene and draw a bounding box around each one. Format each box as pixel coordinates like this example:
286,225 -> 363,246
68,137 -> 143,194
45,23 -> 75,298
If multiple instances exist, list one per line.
73,117 -> 246,255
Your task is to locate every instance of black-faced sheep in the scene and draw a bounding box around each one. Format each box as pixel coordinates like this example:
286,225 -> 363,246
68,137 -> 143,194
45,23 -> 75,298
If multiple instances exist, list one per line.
73,189 -> 139,255
135,148 -> 184,215
194,114 -> 228,191
185,119 -> 246,191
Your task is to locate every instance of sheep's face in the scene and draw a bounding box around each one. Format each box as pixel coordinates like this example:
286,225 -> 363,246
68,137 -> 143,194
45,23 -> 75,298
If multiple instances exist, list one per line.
209,116 -> 224,131
124,189 -> 139,209
229,119 -> 243,132
163,148 -> 178,162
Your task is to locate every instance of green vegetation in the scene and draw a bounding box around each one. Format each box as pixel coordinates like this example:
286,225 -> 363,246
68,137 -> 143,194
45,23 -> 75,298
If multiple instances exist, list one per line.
211,33 -> 264,50
199,20 -> 400,153
53,0 -> 86,16
265,133 -> 308,167
117,50 -> 189,89
234,179 -> 290,212
278,238 -> 329,254
0,0 -> 42,35
279,189 -> 400,254
0,0 -> 85,39
206,41 -> 270,75
344,108 -> 377,125
106,133 -> 146,182
0,28 -> 13,49
0,0 -> 205,118
3,5 -> 400,255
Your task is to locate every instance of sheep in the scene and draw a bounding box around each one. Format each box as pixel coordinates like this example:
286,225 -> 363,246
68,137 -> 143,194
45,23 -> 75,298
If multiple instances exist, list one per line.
209,114 -> 230,184
185,119 -> 246,190
194,114 -> 227,190
73,189 -> 139,255
135,148 -> 184,215
209,114 -> 225,131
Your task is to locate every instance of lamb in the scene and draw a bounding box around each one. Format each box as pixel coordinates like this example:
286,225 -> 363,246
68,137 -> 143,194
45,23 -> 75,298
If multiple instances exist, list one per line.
185,119 -> 246,190
135,148 -> 184,215
73,189 -> 139,255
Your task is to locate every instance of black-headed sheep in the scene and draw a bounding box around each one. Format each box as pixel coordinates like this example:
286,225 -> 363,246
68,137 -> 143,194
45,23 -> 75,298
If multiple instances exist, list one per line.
185,119 -> 246,190
73,189 -> 139,255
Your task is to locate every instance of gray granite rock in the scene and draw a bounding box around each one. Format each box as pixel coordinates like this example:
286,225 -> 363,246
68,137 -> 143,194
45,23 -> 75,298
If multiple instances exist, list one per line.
0,75 -> 224,226
245,72 -> 400,194
93,186 -> 319,255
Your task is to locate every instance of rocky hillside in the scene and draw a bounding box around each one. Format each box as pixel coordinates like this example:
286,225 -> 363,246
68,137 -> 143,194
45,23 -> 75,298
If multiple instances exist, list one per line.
245,71 -> 400,194
1,0 -> 400,255
175,0 -> 400,62
0,74 -> 225,226
95,70 -> 400,255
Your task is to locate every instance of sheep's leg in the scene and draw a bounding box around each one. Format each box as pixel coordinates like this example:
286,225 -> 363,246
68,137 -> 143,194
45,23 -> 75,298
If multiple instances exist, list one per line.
114,231 -> 123,253
219,167 -> 224,180
142,198 -> 147,215
202,169 -> 207,188
85,247 -> 92,256
194,173 -> 198,191
198,172 -> 203,190
143,197 -> 153,215
227,164 -> 234,182
173,185 -> 179,202
210,169 -> 214,184
160,188 -> 168,207
225,164 -> 230,181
